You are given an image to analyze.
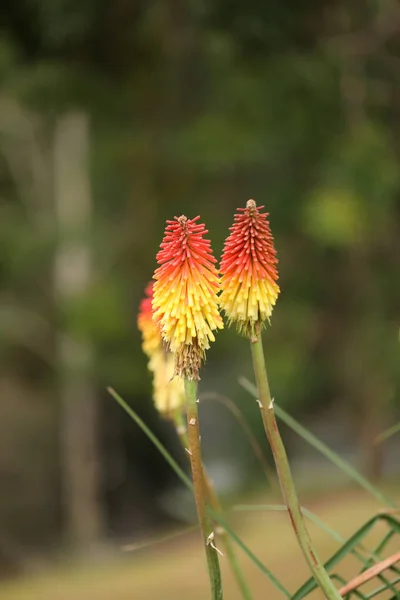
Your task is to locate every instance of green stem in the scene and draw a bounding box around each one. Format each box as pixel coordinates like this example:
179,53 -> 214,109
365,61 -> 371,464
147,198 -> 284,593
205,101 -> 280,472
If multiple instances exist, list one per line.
108,386 -> 290,597
184,378 -> 223,600
250,334 -> 342,600
173,410 -> 253,600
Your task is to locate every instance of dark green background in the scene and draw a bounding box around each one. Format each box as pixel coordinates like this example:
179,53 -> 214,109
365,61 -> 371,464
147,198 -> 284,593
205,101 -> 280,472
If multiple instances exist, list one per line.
0,0 -> 399,563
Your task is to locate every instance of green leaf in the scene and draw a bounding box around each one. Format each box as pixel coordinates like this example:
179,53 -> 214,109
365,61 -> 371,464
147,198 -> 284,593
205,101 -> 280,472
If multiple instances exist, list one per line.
233,504 -> 346,545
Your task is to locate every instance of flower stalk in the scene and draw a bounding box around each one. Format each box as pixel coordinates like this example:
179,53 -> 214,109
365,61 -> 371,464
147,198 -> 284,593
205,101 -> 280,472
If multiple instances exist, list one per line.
184,379 -> 223,600
220,199 -> 341,599
151,215 -> 225,598
250,330 -> 342,600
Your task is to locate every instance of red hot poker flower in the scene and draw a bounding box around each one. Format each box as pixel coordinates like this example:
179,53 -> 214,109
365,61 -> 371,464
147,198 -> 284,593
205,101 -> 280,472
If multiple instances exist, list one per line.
220,199 -> 280,336
137,281 -> 161,358
137,281 -> 185,415
152,215 -> 223,380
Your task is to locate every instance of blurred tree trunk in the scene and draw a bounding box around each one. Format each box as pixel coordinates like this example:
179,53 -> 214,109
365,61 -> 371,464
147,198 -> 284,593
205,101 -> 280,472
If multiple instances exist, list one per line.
359,386 -> 384,482
53,113 -> 104,550
350,249 -> 387,482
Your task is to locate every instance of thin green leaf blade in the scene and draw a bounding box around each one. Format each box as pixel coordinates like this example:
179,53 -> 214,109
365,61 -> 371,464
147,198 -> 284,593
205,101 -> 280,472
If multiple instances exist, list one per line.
375,422 -> 400,445
238,377 -> 396,509
233,504 -> 346,545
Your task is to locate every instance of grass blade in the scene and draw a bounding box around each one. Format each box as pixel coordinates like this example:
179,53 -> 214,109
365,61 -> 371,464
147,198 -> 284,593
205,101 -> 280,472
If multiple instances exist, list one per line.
375,422 -> 400,445
233,504 -> 345,545
238,377 -> 397,508
233,504 -> 398,573
201,392 -> 276,486
122,525 -> 198,552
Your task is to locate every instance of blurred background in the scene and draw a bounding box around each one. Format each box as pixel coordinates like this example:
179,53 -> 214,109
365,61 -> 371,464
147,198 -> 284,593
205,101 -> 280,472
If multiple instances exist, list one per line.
0,1 -> 399,598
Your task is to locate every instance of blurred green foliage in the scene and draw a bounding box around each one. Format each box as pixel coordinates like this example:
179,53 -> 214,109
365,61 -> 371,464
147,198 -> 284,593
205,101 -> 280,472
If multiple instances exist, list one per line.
0,0 -> 399,551
0,0 -> 399,414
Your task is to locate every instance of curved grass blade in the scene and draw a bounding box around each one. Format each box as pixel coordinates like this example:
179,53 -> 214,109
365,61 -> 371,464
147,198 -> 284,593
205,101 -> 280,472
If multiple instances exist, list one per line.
375,422 -> 400,445
200,392 -> 276,486
108,387 -> 193,489
108,387 -> 290,598
233,504 -> 346,545
233,505 -> 397,569
122,525 -> 198,552
238,377 -> 397,508
291,514 -> 400,599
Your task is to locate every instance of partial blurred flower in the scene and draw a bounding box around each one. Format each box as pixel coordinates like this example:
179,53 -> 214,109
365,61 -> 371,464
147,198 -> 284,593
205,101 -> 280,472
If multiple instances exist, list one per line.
138,282 -> 184,415
137,281 -> 161,357
150,350 -> 185,415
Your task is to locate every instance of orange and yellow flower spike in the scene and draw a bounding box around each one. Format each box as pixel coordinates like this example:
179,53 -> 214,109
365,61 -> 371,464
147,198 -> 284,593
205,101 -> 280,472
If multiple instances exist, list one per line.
149,350 -> 185,415
137,282 -> 185,415
220,199 -> 280,336
152,215 -> 223,380
137,282 -> 162,357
